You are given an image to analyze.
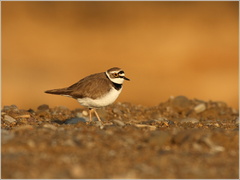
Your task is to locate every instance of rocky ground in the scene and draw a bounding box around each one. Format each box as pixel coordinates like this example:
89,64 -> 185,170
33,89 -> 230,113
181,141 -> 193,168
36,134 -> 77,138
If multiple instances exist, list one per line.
1,96 -> 239,179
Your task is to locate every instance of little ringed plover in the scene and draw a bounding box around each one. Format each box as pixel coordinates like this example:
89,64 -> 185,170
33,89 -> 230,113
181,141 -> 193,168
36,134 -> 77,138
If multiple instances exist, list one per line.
45,67 -> 130,122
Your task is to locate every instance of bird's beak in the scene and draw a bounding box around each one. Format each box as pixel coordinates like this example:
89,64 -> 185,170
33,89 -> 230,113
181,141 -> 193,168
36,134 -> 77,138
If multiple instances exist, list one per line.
124,76 -> 130,81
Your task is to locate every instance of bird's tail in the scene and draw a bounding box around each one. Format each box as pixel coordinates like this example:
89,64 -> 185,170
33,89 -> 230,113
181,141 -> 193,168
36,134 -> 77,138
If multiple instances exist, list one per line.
45,88 -> 72,96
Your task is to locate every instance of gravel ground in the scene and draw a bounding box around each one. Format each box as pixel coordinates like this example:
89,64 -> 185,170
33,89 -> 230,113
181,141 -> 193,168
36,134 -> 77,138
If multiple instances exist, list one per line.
1,96 -> 239,179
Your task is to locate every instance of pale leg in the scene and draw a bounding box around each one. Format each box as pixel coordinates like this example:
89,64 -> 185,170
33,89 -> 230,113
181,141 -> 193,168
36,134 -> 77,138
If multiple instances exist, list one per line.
93,109 -> 102,122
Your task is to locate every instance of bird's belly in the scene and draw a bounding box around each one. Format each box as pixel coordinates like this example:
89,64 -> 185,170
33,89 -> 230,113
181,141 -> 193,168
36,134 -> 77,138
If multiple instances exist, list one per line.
77,88 -> 122,108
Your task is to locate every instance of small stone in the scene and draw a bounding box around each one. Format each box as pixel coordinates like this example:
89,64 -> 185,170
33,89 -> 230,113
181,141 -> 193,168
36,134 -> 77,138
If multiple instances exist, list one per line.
214,123 -> 220,127
113,119 -> 125,126
43,124 -> 57,130
2,105 -> 18,112
4,115 -> 17,123
76,112 -> 83,118
113,108 -> 122,115
82,110 -> 88,116
171,96 -> 191,112
94,121 -> 104,129
28,108 -> 35,113
10,105 -> 20,112
134,124 -> 157,131
2,106 -> 11,111
181,118 -> 199,123
194,103 -> 206,113
37,104 -> 49,111
16,114 -> 31,118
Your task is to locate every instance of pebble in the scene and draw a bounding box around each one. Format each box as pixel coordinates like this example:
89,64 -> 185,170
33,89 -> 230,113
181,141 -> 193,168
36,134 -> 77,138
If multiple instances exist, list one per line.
2,105 -> 11,111
181,118 -> 199,123
171,96 -> 191,111
94,121 -> 104,129
112,119 -> 125,126
113,108 -> 123,115
37,104 -> 49,111
2,105 -> 19,113
194,103 -> 206,113
28,109 -> 35,113
82,110 -> 88,116
4,115 -> 17,123
76,112 -> 83,118
16,114 -> 31,118
134,124 -> 157,131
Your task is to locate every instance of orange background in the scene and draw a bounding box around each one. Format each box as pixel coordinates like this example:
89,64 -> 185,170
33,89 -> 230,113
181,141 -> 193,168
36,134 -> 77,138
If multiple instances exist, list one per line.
2,1 -> 239,110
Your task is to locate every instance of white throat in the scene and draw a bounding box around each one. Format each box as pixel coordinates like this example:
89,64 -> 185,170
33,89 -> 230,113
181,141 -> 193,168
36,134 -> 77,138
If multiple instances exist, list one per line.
105,72 -> 124,84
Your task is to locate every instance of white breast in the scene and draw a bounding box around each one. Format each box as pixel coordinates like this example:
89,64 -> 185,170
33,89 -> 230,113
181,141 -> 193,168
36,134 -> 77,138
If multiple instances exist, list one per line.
77,87 -> 122,108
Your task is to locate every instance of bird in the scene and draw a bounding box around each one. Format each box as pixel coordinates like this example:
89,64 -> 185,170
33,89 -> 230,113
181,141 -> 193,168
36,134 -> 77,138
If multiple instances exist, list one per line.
45,67 -> 130,122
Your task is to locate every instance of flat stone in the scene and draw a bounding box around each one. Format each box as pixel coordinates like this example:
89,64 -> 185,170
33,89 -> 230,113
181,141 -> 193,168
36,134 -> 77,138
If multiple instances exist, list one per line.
4,115 -> 17,123
134,124 -> 157,131
16,114 -> 31,118
113,120 -> 125,126
43,124 -> 57,130
181,118 -> 199,123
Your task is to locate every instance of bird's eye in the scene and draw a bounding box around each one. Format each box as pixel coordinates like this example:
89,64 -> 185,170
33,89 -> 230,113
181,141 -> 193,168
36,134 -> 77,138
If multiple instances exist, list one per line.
114,73 -> 118,77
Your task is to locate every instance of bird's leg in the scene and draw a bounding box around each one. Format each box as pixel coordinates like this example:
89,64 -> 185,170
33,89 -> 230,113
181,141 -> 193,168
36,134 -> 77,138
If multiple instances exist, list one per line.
89,108 -> 93,122
93,109 -> 102,122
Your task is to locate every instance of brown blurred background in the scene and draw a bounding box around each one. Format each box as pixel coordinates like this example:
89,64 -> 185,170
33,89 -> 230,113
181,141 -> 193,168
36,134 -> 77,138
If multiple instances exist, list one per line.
2,1 -> 239,110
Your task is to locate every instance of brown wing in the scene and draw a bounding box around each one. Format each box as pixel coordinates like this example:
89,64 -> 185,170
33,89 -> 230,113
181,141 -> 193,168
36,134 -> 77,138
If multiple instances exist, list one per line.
67,72 -> 112,99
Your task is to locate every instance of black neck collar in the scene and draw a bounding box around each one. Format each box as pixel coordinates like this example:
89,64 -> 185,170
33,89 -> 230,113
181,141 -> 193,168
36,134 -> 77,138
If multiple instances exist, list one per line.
112,82 -> 122,90
105,72 -> 122,90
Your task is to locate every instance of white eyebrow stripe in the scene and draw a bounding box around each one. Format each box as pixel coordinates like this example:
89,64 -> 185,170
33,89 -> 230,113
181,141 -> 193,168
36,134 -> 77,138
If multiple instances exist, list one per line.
111,71 -> 121,74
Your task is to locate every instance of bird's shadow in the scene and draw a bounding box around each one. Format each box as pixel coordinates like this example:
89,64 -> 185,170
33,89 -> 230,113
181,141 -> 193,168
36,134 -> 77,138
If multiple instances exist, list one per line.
52,117 -> 88,125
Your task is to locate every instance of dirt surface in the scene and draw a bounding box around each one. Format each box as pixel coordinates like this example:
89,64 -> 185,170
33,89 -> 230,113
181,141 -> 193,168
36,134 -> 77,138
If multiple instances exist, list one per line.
1,96 -> 239,179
